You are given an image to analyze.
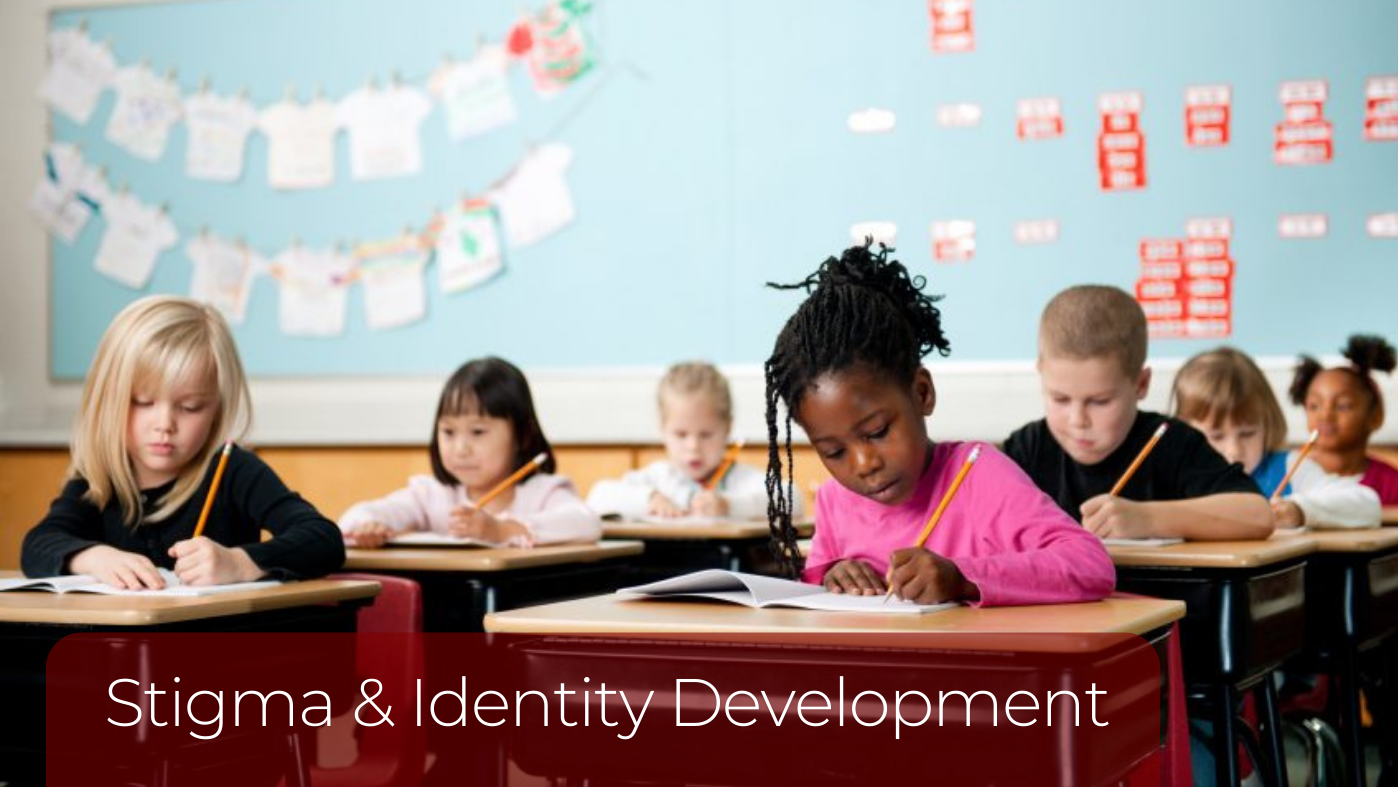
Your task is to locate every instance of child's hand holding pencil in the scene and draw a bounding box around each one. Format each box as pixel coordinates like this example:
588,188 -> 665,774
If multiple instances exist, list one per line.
886,549 -> 979,604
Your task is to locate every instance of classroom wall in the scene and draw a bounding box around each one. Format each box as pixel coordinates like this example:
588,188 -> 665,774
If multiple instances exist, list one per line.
3,0 -> 1398,449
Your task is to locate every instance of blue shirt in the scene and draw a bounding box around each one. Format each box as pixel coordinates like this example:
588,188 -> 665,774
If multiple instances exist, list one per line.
1252,450 -> 1290,498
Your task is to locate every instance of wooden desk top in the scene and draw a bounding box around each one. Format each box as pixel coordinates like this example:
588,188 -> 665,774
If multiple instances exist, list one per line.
600,519 -> 813,540
1381,507 -> 1398,526
0,578 -> 379,627
484,593 -> 1184,644
344,539 -> 644,572
1107,535 -> 1318,569
1273,526 -> 1398,554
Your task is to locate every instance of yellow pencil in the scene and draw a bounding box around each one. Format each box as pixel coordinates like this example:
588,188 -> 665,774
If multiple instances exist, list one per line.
1270,429 -> 1320,502
192,440 -> 233,538
884,445 -> 981,603
1110,423 -> 1169,497
705,440 -> 746,491
475,452 -> 549,508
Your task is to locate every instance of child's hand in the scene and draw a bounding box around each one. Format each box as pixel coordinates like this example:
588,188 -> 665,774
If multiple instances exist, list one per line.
648,492 -> 685,518
168,537 -> 265,585
347,521 -> 394,549
823,559 -> 886,595
887,548 -> 978,604
69,545 -> 166,590
689,491 -> 729,517
1271,500 -> 1305,529
1080,495 -> 1154,539
449,505 -> 530,545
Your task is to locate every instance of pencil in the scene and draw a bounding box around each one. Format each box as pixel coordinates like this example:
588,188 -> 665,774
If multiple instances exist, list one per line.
474,452 -> 549,508
705,440 -> 746,491
1270,429 -> 1320,502
884,445 -> 981,603
192,440 -> 233,538
1109,423 -> 1168,497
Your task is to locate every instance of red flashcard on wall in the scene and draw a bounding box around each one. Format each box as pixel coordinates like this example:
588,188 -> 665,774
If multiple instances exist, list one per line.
1276,80 -> 1333,165
929,0 -> 974,53
1098,92 -> 1146,191
1365,76 -> 1398,142
1017,98 -> 1064,140
930,220 -> 975,262
1185,85 -> 1231,147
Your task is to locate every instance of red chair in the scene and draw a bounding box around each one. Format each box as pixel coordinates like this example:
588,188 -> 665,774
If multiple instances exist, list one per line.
312,573 -> 426,787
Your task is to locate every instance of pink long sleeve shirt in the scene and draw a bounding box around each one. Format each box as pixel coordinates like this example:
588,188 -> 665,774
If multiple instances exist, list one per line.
338,473 -> 601,546
802,441 -> 1116,607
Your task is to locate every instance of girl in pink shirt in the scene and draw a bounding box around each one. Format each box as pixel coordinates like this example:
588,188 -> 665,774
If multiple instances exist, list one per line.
339,357 -> 600,547
763,241 -> 1115,606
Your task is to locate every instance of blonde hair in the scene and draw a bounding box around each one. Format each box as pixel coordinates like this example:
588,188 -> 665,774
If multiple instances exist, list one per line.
1172,348 -> 1288,452
1039,285 -> 1148,377
658,361 -> 733,424
71,296 -> 252,525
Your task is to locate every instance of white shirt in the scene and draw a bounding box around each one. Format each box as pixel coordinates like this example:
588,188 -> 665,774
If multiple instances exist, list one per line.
587,460 -> 798,521
488,143 -> 576,248
259,99 -> 341,190
1286,452 -> 1382,528
105,65 -> 183,161
38,27 -> 116,124
274,247 -> 355,337
184,92 -> 259,182
94,192 -> 178,288
429,46 -> 517,141
337,85 -> 433,180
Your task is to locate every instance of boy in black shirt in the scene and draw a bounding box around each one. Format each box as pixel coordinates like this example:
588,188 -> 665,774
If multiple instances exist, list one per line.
1004,285 -> 1272,541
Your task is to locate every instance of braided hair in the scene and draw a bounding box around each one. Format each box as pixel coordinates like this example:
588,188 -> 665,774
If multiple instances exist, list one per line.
1290,334 -> 1397,418
763,240 -> 951,577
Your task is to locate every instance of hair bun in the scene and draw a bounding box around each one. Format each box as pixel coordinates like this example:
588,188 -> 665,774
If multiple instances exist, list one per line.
1342,334 -> 1397,375
1289,356 -> 1322,405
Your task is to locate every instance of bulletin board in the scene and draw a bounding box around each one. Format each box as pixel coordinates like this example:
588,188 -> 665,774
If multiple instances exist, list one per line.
44,0 -> 1398,379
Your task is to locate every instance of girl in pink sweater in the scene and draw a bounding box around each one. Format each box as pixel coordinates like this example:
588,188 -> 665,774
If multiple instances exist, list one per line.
339,357 -> 600,547
763,242 -> 1115,606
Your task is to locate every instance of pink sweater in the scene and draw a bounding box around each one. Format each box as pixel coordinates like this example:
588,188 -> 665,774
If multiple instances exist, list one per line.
803,441 -> 1116,607
338,473 -> 601,546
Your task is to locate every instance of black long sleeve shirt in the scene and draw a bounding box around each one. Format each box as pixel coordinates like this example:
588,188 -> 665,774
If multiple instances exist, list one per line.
21,446 -> 345,580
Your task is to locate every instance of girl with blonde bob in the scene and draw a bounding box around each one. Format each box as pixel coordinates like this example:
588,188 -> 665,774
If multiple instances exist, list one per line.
1172,346 -> 1379,529
22,296 -> 344,588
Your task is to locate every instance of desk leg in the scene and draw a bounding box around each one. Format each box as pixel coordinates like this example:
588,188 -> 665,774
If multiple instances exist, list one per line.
1339,646 -> 1368,787
1257,677 -> 1290,787
1381,637 -> 1397,787
1216,685 -> 1241,787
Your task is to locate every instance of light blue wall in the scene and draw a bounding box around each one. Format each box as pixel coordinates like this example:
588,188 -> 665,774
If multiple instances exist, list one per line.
50,0 -> 1398,378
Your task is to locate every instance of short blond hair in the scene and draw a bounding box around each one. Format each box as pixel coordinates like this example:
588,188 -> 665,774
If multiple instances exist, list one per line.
658,361 -> 733,424
1172,348 -> 1288,452
1039,285 -> 1147,377
72,296 -> 252,525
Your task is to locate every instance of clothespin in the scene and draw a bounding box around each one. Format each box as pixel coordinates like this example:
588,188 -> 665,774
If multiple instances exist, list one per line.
164,67 -> 177,83
283,83 -> 297,102
77,17 -> 89,33
314,83 -> 326,101
390,70 -> 403,88
237,86 -> 249,101
198,75 -> 210,94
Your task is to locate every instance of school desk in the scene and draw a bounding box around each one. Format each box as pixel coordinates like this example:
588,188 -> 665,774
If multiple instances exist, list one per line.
485,594 -> 1185,785
1381,506 -> 1398,526
0,577 -> 379,785
343,540 -> 643,632
599,518 -> 813,579
1107,537 -> 1319,787
1276,527 -> 1398,787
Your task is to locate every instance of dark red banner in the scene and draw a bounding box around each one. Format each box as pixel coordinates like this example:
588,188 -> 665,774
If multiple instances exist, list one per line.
33,632 -> 1163,786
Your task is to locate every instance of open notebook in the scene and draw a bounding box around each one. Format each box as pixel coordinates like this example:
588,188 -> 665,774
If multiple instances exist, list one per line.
382,532 -> 504,548
617,569 -> 956,615
1100,537 -> 1185,547
0,568 -> 280,597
